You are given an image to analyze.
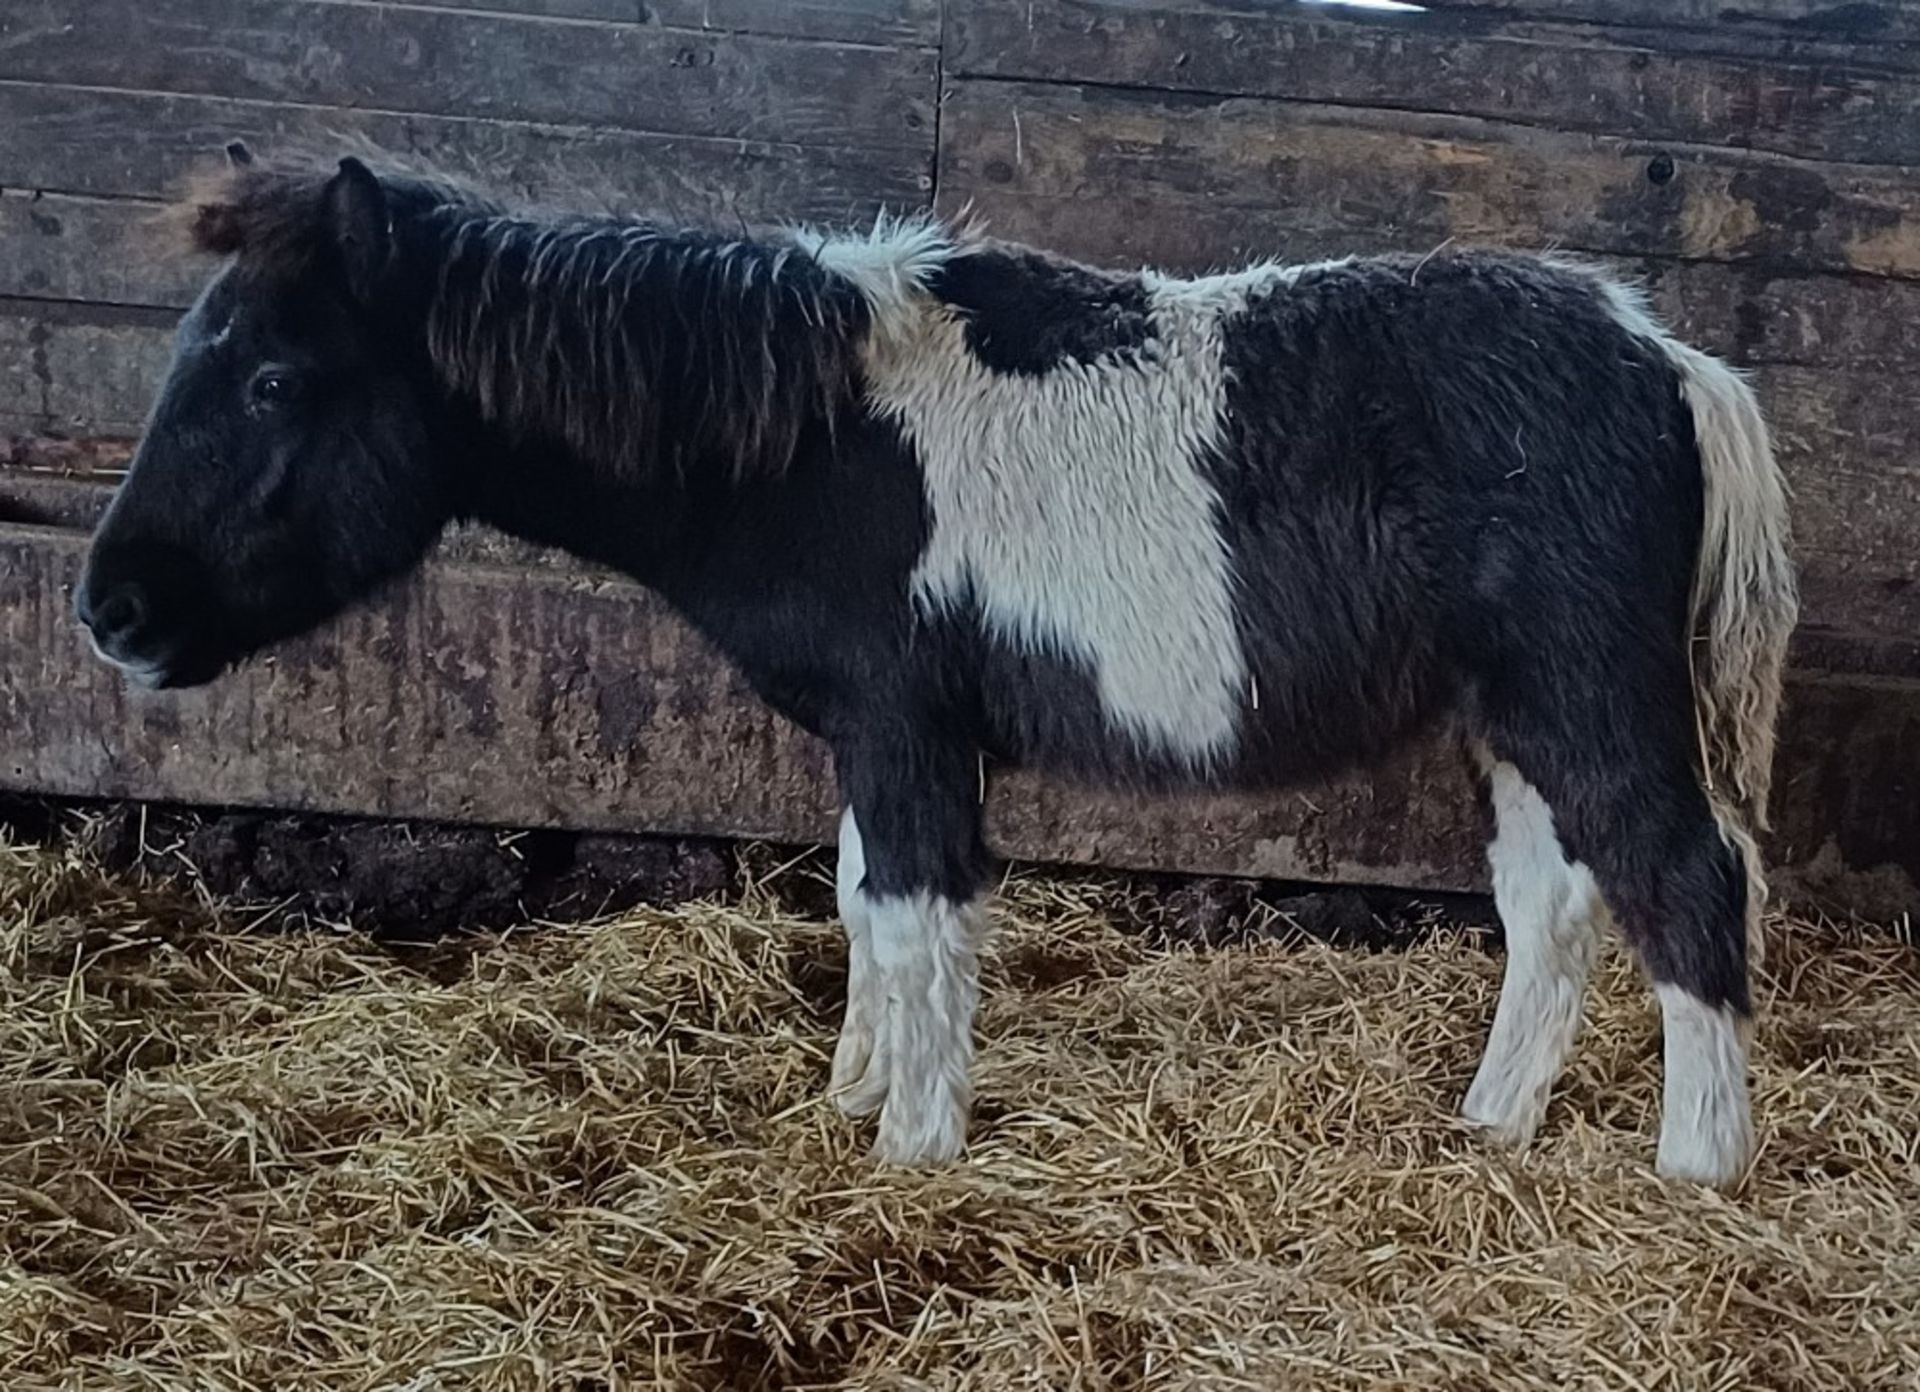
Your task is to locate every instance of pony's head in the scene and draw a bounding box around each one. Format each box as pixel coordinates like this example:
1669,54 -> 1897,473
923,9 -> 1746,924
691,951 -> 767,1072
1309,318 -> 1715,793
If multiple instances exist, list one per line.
80,142 -> 918,688
77,145 -> 451,688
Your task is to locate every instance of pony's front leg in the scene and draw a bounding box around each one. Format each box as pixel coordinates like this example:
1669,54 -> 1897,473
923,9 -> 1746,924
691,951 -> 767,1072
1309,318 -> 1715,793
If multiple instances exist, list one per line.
830,737 -> 990,1164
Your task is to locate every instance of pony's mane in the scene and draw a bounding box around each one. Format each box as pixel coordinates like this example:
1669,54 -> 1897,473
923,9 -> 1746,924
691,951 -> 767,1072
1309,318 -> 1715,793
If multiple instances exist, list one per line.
428,211 -> 883,485
173,149 -> 959,485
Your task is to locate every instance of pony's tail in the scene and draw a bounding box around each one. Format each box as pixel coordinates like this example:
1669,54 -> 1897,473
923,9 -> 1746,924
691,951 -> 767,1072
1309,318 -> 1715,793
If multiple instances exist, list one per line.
1669,343 -> 1798,839
1581,268 -> 1799,954
1674,340 -> 1798,964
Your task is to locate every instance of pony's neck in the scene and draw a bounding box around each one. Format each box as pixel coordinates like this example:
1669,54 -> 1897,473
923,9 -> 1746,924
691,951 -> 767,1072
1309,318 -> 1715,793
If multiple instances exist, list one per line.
452,419 -> 707,585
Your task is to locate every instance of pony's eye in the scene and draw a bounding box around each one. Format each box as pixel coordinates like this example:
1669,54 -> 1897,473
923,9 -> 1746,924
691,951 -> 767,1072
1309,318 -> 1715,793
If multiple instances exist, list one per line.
251,371 -> 297,404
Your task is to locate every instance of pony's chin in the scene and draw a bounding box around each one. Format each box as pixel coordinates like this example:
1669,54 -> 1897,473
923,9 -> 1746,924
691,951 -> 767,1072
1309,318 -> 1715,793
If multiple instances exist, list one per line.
93,640 -> 225,691
141,652 -> 229,690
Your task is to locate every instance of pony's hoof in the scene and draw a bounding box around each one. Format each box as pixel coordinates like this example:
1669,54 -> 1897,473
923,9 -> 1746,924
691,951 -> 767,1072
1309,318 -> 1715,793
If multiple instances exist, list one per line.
1461,1066 -> 1548,1149
871,1090 -> 969,1166
1656,1111 -> 1753,1190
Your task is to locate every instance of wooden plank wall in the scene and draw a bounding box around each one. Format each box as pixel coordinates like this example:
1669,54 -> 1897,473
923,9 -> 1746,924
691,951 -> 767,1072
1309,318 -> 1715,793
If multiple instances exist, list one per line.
1,0 -> 1916,912
0,0 -> 940,432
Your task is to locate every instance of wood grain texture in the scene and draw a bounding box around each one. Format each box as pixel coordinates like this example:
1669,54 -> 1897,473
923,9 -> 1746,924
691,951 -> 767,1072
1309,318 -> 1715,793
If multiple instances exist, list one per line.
0,305 -> 177,437
648,0 -> 938,45
0,0 -> 935,152
1626,259 -> 1920,372
330,0 -> 943,45
948,0 -> 1920,164
0,193 -> 205,309
1415,0 -> 1920,45
0,83 -> 929,218
937,81 -> 1920,278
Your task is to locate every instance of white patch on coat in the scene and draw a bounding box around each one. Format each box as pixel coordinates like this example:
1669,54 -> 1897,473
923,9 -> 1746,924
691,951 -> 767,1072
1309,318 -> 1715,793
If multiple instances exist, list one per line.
1654,983 -> 1754,1189
786,213 -> 955,326
829,809 -> 889,1117
1463,762 -> 1605,1146
856,889 -> 987,1164
854,251 -> 1289,765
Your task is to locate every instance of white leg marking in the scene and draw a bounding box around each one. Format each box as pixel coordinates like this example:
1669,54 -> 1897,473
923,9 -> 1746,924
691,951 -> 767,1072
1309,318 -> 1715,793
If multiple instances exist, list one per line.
1464,762 -> 1603,1147
829,809 -> 889,1117
1655,983 -> 1754,1188
863,891 -> 986,1165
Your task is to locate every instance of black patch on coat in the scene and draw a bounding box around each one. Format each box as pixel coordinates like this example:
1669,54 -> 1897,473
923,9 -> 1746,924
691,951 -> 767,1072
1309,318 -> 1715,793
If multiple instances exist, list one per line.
930,245 -> 1152,376
1204,251 -> 1748,1011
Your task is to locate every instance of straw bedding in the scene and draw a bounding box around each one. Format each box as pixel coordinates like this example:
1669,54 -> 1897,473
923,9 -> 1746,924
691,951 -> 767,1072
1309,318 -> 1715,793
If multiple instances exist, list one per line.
2,834 -> 1916,1390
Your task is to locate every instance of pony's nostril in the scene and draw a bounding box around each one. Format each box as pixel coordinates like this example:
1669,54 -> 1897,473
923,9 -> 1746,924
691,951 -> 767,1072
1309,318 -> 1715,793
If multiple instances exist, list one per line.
88,583 -> 150,642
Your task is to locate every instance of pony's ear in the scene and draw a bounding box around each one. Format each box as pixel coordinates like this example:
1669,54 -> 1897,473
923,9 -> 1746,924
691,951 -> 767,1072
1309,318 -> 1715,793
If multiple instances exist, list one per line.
323,156 -> 392,302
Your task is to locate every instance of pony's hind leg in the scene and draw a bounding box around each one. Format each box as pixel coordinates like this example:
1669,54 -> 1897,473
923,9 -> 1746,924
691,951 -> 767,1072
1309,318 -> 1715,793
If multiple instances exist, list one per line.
1613,816 -> 1754,1187
831,734 -> 990,1164
1487,697 -> 1755,1188
1463,757 -> 1605,1147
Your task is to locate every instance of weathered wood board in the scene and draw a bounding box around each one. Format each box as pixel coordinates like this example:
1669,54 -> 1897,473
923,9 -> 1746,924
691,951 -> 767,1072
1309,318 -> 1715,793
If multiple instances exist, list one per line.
1415,0 -> 1920,47
1,493 -> 1912,915
948,0 -> 1920,163
170,0 -> 945,47
0,1 -> 935,153
939,81 -> 1920,278
0,83 -> 931,230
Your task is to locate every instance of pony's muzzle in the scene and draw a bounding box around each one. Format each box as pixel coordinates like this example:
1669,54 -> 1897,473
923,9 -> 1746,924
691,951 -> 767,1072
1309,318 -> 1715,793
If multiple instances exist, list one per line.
75,536 -> 209,686
76,580 -> 151,652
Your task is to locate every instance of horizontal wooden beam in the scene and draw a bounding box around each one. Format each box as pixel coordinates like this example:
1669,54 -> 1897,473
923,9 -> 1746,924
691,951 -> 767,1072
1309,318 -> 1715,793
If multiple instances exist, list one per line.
325,0 -> 944,46
948,0 -> 1920,164
0,504 -> 1911,917
0,83 -> 931,214
0,0 -> 936,153
937,80 -> 1920,280
1413,0 -> 1920,46
0,306 -> 175,437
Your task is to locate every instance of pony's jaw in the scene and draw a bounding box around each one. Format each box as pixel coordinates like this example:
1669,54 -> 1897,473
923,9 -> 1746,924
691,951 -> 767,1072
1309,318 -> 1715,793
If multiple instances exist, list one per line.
88,637 -> 203,691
